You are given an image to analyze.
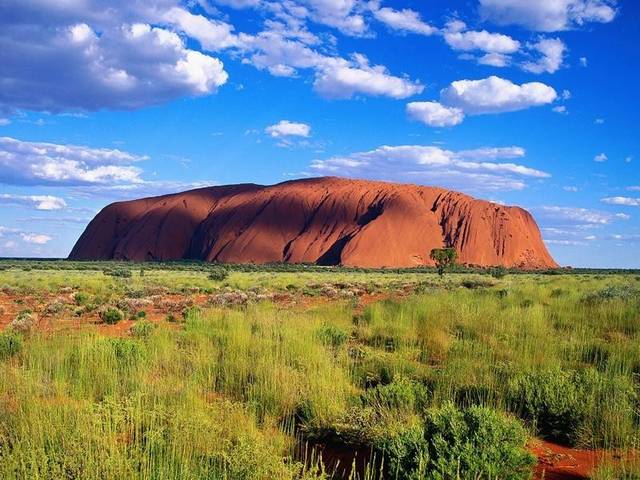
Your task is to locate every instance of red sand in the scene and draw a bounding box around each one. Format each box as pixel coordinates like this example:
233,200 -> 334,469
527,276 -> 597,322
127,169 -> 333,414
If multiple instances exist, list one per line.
70,177 -> 557,269
531,439 -> 617,479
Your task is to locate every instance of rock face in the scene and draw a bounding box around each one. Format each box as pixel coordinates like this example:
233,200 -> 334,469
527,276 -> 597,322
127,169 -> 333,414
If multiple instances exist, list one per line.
69,177 -> 557,269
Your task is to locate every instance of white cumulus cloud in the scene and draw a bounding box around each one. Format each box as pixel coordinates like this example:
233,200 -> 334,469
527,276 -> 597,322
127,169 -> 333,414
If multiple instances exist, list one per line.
407,76 -> 557,128
0,1 -> 229,113
312,54 -> 424,99
521,37 -> 566,74
373,6 -> 437,35
237,31 -> 423,99
0,194 -> 67,210
0,136 -> 146,186
265,120 -> 311,137
479,0 -> 618,32
406,102 -> 465,127
443,22 -> 520,54
20,233 -> 52,245
310,144 -> 548,192
440,76 -> 558,115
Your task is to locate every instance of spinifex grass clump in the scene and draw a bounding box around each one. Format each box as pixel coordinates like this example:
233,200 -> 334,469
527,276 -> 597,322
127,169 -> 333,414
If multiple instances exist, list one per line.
0,331 -> 22,360
99,306 -> 124,324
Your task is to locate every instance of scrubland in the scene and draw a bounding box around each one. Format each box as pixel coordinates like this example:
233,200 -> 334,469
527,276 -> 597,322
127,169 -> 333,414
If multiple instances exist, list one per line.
0,261 -> 639,479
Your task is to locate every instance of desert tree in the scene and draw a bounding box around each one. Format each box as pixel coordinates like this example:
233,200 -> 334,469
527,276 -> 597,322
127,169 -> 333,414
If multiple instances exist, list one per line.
430,247 -> 458,276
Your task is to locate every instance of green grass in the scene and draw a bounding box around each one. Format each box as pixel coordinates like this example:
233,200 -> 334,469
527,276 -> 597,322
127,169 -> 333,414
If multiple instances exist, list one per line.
1,263 -> 639,479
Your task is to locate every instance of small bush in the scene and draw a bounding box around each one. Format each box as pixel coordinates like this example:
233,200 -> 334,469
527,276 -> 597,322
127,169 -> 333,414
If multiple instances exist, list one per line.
182,306 -> 201,321
208,268 -> 229,282
507,367 -> 637,447
165,313 -> 178,323
461,278 -> 496,289
371,403 -> 535,480
103,268 -> 132,278
490,266 -> 508,279
420,403 -> 535,480
362,378 -> 429,413
315,325 -> 349,349
0,332 -> 22,360
582,285 -> 638,304
74,292 -> 89,306
131,320 -> 157,338
100,307 -> 123,325
9,310 -> 37,333
109,338 -> 146,365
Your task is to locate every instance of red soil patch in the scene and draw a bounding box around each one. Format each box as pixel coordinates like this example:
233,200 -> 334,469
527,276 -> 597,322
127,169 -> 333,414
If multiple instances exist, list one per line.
531,439 -> 617,479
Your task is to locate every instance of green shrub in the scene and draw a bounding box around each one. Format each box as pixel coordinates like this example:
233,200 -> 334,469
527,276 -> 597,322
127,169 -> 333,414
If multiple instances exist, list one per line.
361,378 -> 429,414
208,268 -> 229,282
0,332 -> 22,360
420,403 -> 535,480
461,278 -> 496,289
130,310 -> 146,320
490,266 -> 508,279
370,403 -> 534,480
99,307 -> 123,325
109,338 -> 146,366
375,423 -> 428,479
103,268 -> 132,278
315,325 -> 349,349
508,368 -> 585,445
131,320 -> 156,338
507,367 -> 637,447
182,306 -> 201,321
74,292 -> 89,306
582,285 -> 638,304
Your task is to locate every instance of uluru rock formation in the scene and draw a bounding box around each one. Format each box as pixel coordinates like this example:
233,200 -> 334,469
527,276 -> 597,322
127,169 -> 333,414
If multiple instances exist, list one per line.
69,177 -> 558,269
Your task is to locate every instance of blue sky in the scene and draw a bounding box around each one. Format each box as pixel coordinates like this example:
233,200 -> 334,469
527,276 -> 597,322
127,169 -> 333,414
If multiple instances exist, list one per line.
0,0 -> 638,267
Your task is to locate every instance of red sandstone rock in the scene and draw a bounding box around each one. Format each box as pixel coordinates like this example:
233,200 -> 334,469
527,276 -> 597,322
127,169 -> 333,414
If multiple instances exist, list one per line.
69,177 -> 558,269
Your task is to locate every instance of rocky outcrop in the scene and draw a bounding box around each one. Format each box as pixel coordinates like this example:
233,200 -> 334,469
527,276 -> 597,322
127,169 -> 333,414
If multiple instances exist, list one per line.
69,177 -> 557,269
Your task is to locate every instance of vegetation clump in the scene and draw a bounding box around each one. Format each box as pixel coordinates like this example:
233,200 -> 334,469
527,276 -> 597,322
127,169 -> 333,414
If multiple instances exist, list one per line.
420,403 -> 536,480
9,309 -> 37,333
582,285 -> 639,303
0,331 -> 22,360
103,268 -> 132,278
429,248 -> 457,276
208,267 -> 229,282
131,320 -> 156,338
99,307 -> 123,325
315,325 -> 349,349
490,266 -> 508,278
